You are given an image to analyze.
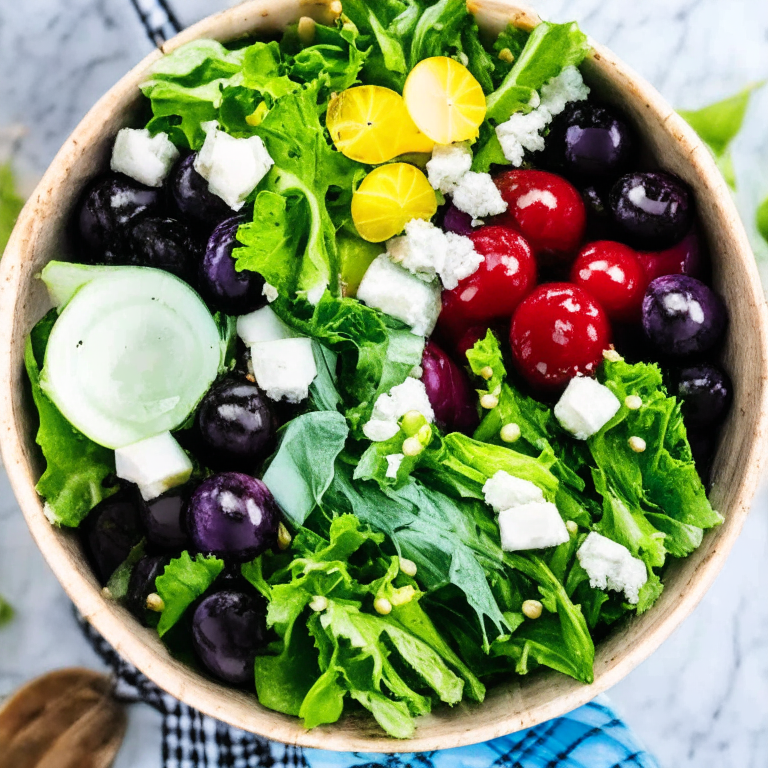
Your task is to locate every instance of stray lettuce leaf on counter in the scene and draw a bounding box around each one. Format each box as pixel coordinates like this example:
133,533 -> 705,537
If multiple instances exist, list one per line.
155,552 -> 224,636
679,82 -> 764,190
25,310 -> 117,528
0,161 -> 24,255
757,196 -> 768,246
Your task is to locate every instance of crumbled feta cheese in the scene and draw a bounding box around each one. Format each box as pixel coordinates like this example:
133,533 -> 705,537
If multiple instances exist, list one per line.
305,282 -> 327,306
554,376 -> 621,440
250,338 -> 317,403
539,66 -> 590,117
385,453 -> 405,479
363,378 -> 435,442
496,109 -> 551,167
426,143 -> 473,194
483,470 -> 545,512
386,219 -> 483,290
387,219 -> 447,283
357,254 -> 441,337
262,282 -> 279,303
236,306 -> 298,345
194,121 -> 273,210
115,432 -> 193,501
576,532 -> 648,604
442,232 -> 484,289
498,502 -> 570,552
111,128 -> 179,188
451,172 -> 507,219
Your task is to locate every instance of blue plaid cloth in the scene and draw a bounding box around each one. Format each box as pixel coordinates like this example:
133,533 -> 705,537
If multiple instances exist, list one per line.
303,697 -> 660,768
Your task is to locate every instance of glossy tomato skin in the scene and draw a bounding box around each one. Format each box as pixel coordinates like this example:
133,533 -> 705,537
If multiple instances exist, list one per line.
438,225 -> 536,343
570,241 -> 647,321
510,283 -> 612,392
636,228 -> 703,284
494,170 -> 587,262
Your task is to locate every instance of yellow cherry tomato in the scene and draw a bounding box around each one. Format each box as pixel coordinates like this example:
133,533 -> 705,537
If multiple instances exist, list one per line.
351,163 -> 437,243
327,85 -> 435,164
403,56 -> 486,144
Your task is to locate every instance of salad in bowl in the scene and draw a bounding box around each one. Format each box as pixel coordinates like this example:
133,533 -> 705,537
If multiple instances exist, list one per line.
19,0 -> 735,740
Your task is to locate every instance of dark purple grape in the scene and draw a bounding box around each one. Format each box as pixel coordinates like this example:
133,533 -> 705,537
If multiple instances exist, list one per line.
126,554 -> 169,622
140,487 -> 190,551
192,590 -> 268,684
580,185 -> 618,241
103,216 -> 202,283
546,103 -> 636,181
199,216 -> 266,315
167,154 -> 232,233
609,172 -> 693,250
75,173 -> 163,260
642,275 -> 727,357
442,204 -> 474,237
196,378 -> 276,470
687,428 -> 716,480
186,472 -> 280,562
421,341 -> 478,434
675,363 -> 732,428
81,491 -> 145,584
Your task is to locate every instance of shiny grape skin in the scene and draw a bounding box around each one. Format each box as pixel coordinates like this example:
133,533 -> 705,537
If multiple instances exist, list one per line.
167,154 -> 232,233
545,103 -> 636,181
196,377 -> 276,470
140,487 -> 190,551
675,363 -> 733,429
81,491 -> 145,584
421,341 -> 478,435
641,275 -> 727,357
126,555 -> 169,623
609,172 -> 693,250
199,216 -> 267,315
103,215 -> 202,284
191,590 -> 268,685
441,204 -> 474,237
75,173 -> 163,260
186,472 -> 280,562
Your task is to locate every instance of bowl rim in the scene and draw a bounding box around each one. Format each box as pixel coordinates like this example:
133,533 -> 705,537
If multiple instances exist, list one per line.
2,0 -> 768,753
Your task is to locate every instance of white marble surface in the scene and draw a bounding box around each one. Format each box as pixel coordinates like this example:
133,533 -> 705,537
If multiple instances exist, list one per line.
1,1 -> 767,766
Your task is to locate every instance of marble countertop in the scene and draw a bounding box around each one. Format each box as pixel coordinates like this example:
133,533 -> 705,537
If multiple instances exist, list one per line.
1,1 -> 767,766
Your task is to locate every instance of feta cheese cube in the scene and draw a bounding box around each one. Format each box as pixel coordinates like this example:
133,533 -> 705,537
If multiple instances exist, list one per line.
498,502 -> 570,552
357,254 -> 441,337
262,283 -> 279,303
250,337 -> 317,403
441,232 -> 483,290
496,109 -> 551,167
194,122 -> 273,210
363,378 -> 435,442
115,431 -> 193,501
539,66 -> 590,117
385,453 -> 405,479
576,532 -> 648,604
111,128 -> 179,188
451,172 -> 508,219
426,143 -> 473,194
554,376 -> 621,440
237,306 -> 298,345
386,220 -> 483,290
483,470 -> 545,512
387,219 -> 447,283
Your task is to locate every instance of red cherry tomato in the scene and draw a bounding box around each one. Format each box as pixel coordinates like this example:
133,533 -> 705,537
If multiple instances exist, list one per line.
637,228 -> 702,283
510,283 -> 611,392
570,241 -> 646,321
455,324 -> 491,360
438,225 -> 536,343
494,170 -> 587,262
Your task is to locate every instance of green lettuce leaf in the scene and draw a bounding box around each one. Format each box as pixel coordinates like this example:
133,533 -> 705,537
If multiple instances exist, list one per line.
0,596 -> 12,627
233,81 -> 361,302
155,552 -> 224,636
24,310 -> 117,527
0,162 -> 24,255
679,83 -> 764,189
141,40 -> 246,149
262,410 -> 349,526
757,196 -> 768,245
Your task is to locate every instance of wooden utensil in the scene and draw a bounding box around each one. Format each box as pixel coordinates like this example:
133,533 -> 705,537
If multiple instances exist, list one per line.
1,0 -> 767,753
0,669 -> 126,768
